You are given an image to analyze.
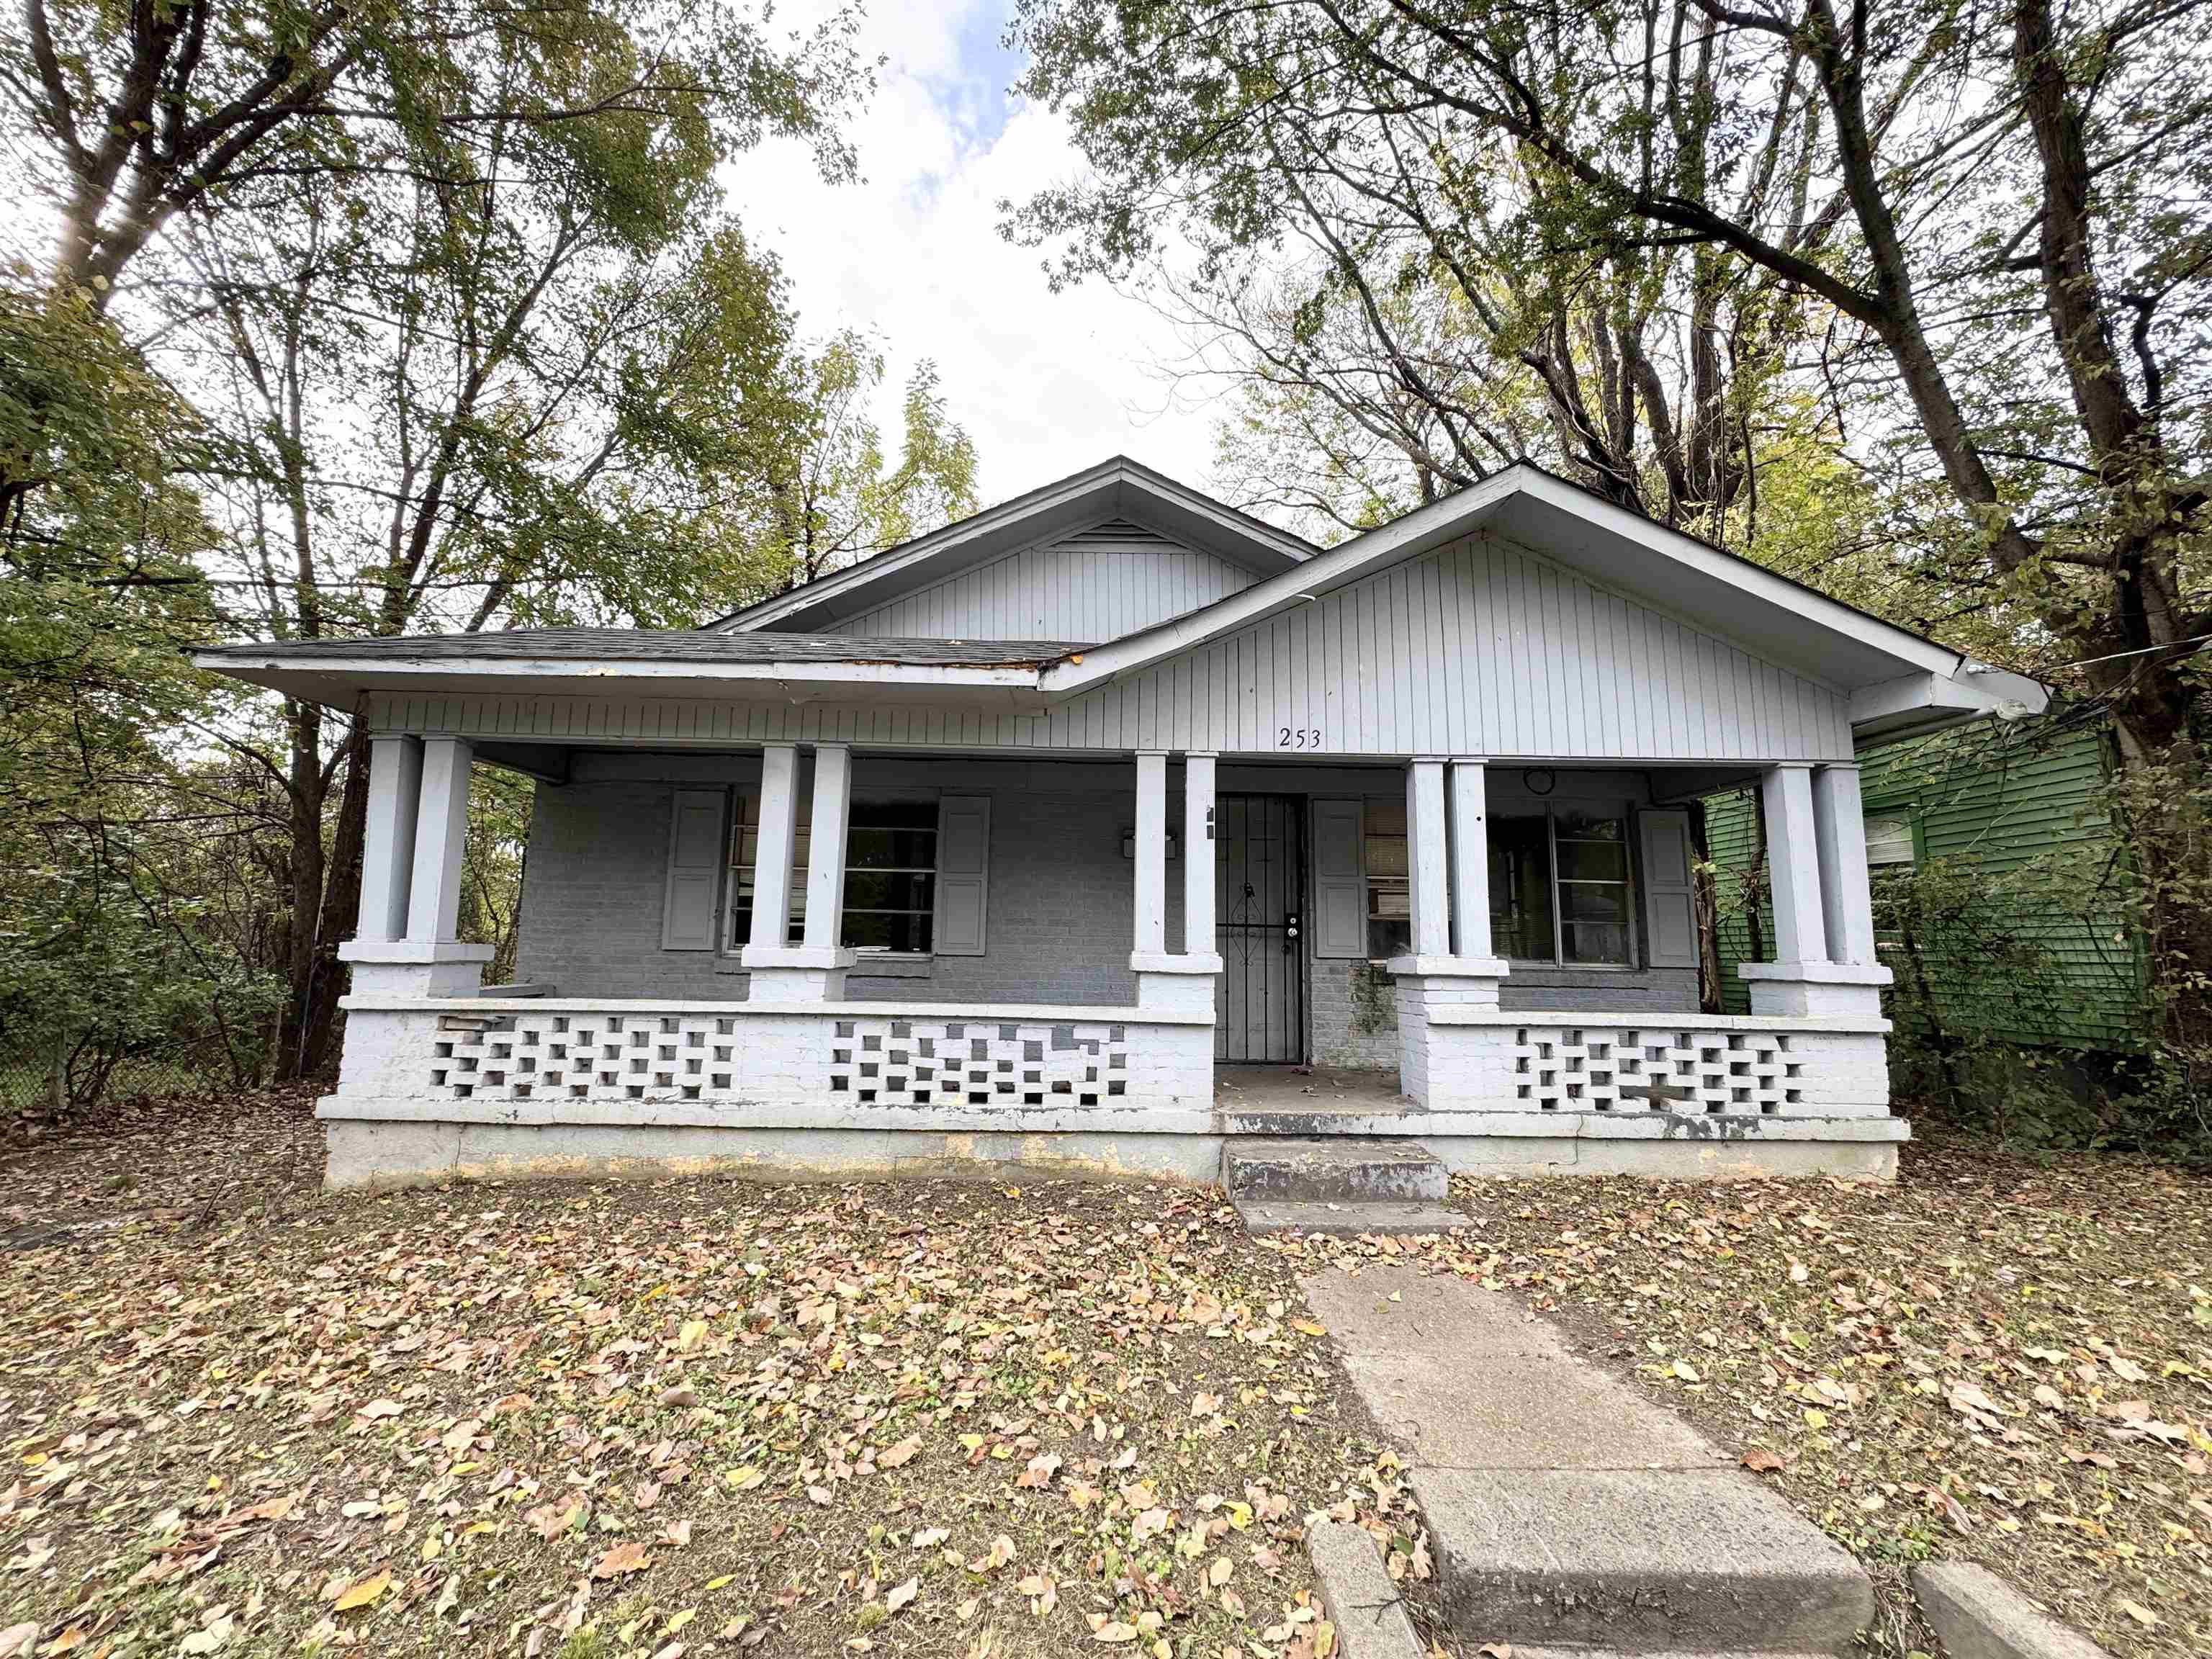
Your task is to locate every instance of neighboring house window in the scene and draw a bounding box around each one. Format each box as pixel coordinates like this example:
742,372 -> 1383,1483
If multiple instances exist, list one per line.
1864,814 -> 1916,868
1364,799 -> 1411,959
1491,809 -> 1635,967
727,796 -> 940,954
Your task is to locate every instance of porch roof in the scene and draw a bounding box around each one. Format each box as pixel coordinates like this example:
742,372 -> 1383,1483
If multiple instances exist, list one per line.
194,628 -> 1088,706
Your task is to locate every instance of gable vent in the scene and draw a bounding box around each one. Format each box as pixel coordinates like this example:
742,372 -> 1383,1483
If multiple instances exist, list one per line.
1058,518 -> 1184,552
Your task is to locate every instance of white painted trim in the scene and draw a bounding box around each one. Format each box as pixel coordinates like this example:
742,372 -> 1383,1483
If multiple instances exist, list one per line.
1738,961 -> 1894,985
712,457 -> 1316,632
1422,1005 -> 1889,1033
338,940 -> 495,965
339,994 -> 1217,1025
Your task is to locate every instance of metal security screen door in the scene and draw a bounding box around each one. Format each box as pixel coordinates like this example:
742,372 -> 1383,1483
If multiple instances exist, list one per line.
1215,796 -> 1307,1063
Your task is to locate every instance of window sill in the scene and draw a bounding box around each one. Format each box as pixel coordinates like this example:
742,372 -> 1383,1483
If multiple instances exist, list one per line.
716,953 -> 935,979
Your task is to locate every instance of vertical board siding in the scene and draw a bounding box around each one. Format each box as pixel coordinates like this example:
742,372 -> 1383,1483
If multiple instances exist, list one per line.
827,520 -> 1260,641
379,534 -> 1853,761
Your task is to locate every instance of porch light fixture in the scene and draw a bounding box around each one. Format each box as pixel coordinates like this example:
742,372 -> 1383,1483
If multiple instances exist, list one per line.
1120,830 -> 1181,861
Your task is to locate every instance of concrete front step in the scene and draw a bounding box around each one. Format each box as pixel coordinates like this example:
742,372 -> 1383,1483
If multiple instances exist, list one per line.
1298,1266 -> 1876,1658
1235,1199 -> 1470,1236
1223,1137 -> 1449,1203
1419,1464 -> 1873,1653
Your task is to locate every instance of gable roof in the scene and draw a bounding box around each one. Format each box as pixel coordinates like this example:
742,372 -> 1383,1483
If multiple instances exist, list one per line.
1035,463 -> 2049,736
714,455 -> 1318,634
192,461 -> 2048,741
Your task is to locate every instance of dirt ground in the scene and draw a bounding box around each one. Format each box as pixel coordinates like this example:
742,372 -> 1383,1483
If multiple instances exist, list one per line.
0,1092 -> 1421,1658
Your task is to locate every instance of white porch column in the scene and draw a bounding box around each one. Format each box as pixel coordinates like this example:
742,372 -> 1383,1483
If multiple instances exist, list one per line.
1182,753 -> 1217,955
357,734 -> 423,945
1388,756 -> 1510,1109
746,743 -> 801,954
1406,759 -> 1451,958
406,736 -> 475,947
742,743 -> 855,1001
1132,750 -> 1169,956
1759,764 -> 1828,966
1812,764 -> 1879,967
1129,750 -> 1219,1019
340,734 -> 493,997
1447,758 -> 1493,960
802,743 -> 853,952
1740,761 -> 1891,1017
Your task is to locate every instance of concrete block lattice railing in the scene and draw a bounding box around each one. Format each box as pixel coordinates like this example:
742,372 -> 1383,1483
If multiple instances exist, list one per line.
320,994 -> 1223,1188
323,995 -> 1905,1188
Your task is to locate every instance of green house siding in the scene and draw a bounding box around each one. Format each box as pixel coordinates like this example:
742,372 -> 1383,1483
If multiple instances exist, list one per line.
1704,716 -> 2147,1048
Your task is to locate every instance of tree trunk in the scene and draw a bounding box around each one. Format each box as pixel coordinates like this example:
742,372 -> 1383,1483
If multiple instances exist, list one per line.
295,719 -> 369,1082
272,698 -> 325,1077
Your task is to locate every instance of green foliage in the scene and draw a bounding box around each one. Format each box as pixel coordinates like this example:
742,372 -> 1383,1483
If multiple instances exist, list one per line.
748,332 -> 981,589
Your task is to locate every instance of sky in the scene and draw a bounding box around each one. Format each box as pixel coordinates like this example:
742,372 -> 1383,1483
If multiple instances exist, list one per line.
720,1 -> 1226,506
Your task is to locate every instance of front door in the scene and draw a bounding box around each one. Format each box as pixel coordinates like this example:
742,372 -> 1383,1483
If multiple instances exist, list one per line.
1215,794 -> 1306,1063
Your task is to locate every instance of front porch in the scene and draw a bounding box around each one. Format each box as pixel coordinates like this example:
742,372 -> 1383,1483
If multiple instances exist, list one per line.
320,734 -> 1902,1188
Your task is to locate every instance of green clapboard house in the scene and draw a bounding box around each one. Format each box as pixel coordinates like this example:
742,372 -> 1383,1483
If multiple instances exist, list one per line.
1704,710 -> 2146,1051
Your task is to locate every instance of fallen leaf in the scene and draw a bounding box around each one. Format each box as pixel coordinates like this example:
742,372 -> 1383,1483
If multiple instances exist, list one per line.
593,1540 -> 652,1579
333,1569 -> 390,1611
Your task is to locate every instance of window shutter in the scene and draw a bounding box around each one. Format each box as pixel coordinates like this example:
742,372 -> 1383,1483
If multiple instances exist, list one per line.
1312,799 -> 1367,960
661,788 -> 726,950
934,795 -> 990,956
1637,807 -> 1697,968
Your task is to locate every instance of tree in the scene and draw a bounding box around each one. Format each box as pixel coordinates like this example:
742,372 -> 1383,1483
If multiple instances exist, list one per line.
754,333 -> 981,589
162,66 -> 833,1076
4,0 -> 859,305
1012,0 -> 2212,1047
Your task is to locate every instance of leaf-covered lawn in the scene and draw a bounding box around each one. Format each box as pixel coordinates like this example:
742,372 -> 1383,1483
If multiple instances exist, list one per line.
1277,1130 -> 2212,1659
0,1094 -> 1418,1658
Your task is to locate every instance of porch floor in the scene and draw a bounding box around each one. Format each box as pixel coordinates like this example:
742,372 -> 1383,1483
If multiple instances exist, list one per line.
1213,1066 -> 1410,1115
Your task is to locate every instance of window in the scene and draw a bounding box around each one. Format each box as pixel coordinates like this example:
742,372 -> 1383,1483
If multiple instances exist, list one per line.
1864,814 -> 1915,868
1359,799 -> 1636,966
728,796 -> 940,954
1363,799 -> 1411,958
1490,809 -> 1635,967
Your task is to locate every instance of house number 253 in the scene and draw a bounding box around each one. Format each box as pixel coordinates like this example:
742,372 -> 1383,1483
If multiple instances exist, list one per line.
1277,727 -> 1323,749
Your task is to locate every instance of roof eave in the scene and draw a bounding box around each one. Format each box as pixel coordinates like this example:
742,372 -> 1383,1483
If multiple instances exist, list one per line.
191,652 -> 1058,712
714,457 -> 1317,634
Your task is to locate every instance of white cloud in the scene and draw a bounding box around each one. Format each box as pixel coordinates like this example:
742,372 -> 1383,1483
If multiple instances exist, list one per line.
720,1 -> 1225,503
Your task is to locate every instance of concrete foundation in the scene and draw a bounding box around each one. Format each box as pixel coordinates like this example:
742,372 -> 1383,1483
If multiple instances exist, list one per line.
318,1100 -> 1902,1188
324,1116 -> 1231,1190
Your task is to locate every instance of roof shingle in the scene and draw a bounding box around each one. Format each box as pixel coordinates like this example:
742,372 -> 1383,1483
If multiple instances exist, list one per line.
197,628 -> 1087,669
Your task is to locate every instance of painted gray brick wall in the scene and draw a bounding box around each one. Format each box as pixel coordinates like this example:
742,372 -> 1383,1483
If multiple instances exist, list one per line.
516,778 -> 1692,1042
516,778 -> 1184,1007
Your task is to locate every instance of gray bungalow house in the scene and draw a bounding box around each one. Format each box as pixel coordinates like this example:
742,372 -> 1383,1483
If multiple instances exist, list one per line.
199,459 -> 2045,1187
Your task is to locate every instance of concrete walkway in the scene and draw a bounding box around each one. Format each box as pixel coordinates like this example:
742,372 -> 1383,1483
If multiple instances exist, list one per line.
1301,1264 -> 1874,1656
